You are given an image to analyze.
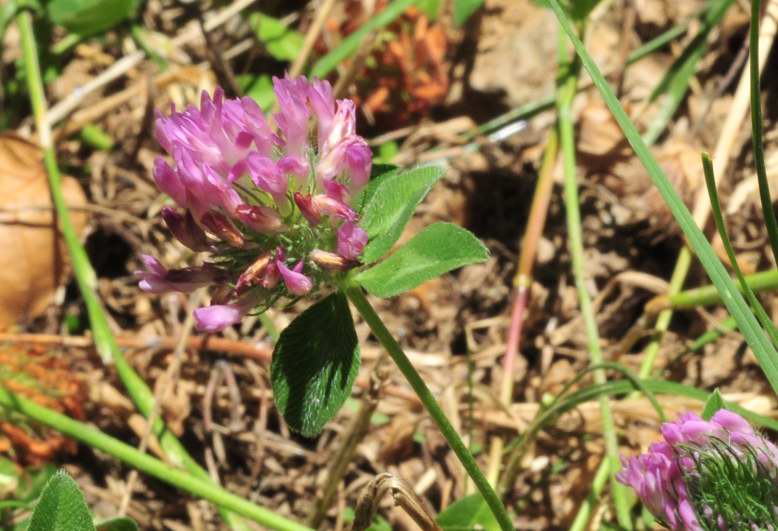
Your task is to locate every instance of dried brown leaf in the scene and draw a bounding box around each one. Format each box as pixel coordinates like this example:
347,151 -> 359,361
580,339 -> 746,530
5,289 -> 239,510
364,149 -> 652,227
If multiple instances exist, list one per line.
0,133 -> 88,328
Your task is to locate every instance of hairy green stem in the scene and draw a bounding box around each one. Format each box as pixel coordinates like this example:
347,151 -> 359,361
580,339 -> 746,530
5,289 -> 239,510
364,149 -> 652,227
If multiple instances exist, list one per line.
556,30 -> 632,529
17,11 -> 246,528
344,286 -> 514,531
0,387 -> 310,531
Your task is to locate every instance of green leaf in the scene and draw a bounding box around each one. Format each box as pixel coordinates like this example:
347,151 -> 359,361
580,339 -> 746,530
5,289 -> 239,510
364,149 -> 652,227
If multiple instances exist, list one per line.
702,389 -> 725,421
418,0 -> 442,20
358,165 -> 443,263
29,470 -> 95,531
355,222 -> 489,298
249,13 -> 304,62
376,141 -> 399,164
271,293 -> 360,437
453,0 -> 484,25
47,0 -> 139,36
437,494 -> 499,531
95,518 -> 138,531
237,74 -> 275,111
354,164 -> 399,211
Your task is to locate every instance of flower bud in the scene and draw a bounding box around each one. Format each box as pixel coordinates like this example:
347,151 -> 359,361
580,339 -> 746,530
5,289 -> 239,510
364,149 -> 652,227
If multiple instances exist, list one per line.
311,194 -> 357,222
136,255 -> 217,293
294,193 -> 321,225
235,254 -> 272,294
194,304 -> 243,332
161,207 -> 210,251
309,249 -> 348,271
234,204 -> 284,233
201,211 -> 245,247
276,259 -> 312,295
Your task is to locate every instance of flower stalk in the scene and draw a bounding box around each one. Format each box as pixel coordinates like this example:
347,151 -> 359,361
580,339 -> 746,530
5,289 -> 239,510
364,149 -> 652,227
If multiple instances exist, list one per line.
344,284 -> 514,531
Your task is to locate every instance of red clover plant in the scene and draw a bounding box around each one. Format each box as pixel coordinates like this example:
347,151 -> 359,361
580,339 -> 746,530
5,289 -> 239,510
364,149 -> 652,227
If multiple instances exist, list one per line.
139,75 -> 512,529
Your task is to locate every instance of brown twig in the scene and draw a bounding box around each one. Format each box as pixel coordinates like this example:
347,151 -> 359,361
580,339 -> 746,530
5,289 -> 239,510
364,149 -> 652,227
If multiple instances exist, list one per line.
118,292 -> 201,516
289,0 -> 339,77
308,355 -> 388,528
0,332 -> 421,405
0,331 -> 270,360
46,0 -> 259,126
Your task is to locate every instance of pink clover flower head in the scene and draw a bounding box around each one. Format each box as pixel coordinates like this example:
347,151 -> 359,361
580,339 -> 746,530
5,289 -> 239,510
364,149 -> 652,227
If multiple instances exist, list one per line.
145,75 -> 374,332
155,88 -> 273,178
618,410 -> 778,530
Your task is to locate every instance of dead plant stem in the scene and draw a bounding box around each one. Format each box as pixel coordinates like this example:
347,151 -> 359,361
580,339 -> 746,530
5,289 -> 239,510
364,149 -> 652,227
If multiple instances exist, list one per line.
289,0 -> 338,77
308,355 -> 388,527
118,293 -> 203,517
485,127 -> 559,487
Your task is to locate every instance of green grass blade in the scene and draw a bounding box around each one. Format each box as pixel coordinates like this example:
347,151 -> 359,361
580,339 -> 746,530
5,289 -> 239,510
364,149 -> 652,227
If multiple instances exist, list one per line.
748,0 -> 778,264
702,153 -> 778,348
626,23 -> 687,64
547,0 -> 778,397
309,0 -> 417,78
642,0 -> 735,145
0,387 -> 310,531
556,28 -> 632,528
688,316 -> 738,352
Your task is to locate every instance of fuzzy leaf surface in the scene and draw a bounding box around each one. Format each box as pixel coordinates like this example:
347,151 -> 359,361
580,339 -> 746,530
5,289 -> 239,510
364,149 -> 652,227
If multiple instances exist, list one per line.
358,165 -> 443,263
28,470 -> 95,531
271,293 -> 360,437
355,222 -> 489,298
